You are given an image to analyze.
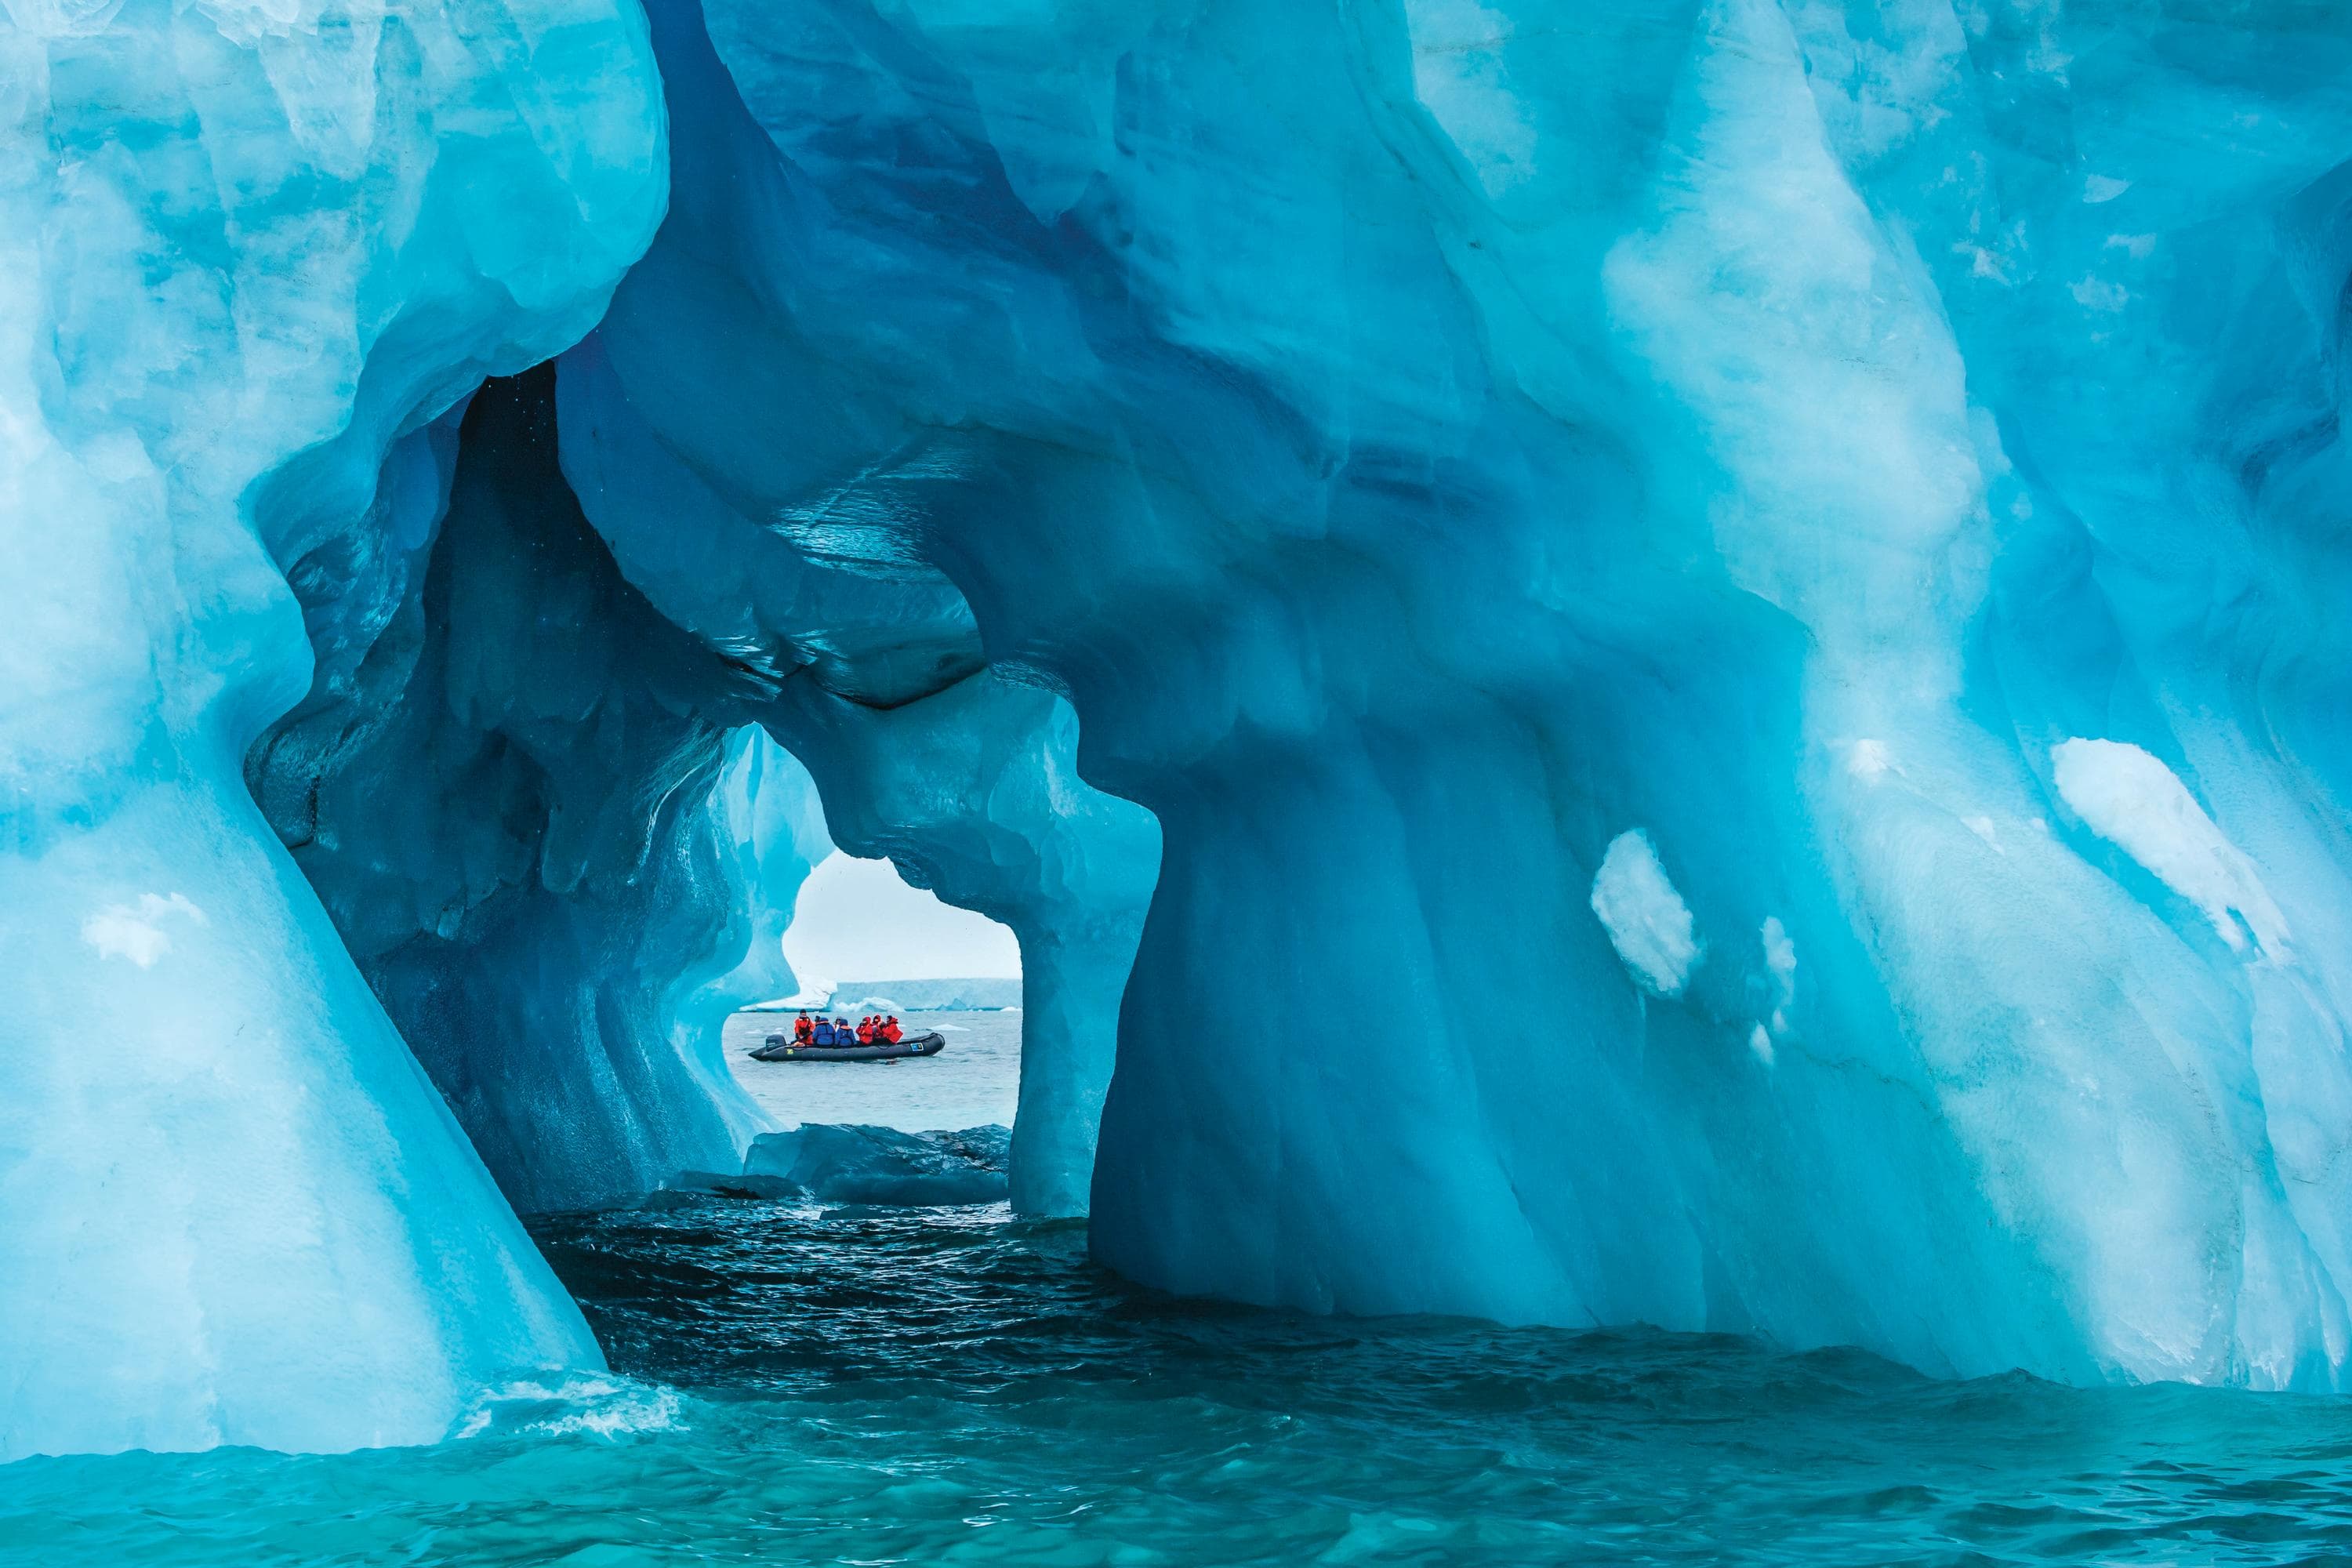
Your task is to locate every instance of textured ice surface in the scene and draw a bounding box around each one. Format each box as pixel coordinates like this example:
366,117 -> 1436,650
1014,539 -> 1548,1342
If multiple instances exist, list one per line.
598,0 -> 2352,1390
1591,830 -> 1701,999
561,298 -> 1159,1219
252,371 -> 835,1213
18,0 -> 2352,1464
0,0 -> 662,1457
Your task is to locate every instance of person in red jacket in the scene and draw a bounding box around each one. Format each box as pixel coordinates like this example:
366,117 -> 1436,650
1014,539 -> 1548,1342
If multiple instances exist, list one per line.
793,1012 -> 814,1043
879,1015 -> 902,1044
855,1016 -> 877,1045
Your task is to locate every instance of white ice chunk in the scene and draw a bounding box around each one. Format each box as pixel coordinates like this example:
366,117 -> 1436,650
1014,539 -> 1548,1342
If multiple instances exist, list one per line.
80,892 -> 208,968
1761,915 -> 1795,1034
2052,738 -> 2288,957
1592,829 -> 1700,997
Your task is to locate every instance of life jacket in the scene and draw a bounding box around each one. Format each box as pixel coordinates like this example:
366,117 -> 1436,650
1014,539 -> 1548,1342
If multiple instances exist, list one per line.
811,1022 -> 834,1045
794,1015 -> 813,1040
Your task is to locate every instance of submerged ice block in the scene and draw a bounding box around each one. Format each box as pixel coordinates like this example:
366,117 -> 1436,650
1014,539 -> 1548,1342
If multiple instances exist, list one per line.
743,1123 -> 1011,1207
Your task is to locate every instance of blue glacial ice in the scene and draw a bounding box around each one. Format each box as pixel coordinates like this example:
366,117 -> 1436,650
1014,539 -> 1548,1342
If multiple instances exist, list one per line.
0,0 -> 663,1458
250,368 -> 836,1214
603,0 -> 2352,1392
12,0 -> 2352,1465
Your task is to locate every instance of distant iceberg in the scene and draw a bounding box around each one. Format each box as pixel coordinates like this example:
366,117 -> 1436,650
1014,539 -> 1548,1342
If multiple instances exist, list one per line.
743,978 -> 835,1012
821,978 -> 1021,1013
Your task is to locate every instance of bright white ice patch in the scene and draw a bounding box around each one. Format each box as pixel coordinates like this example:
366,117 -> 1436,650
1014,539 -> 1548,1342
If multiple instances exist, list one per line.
1591,829 -> 1699,997
80,892 -> 207,968
1760,915 -> 1795,1034
2051,739 -> 2288,957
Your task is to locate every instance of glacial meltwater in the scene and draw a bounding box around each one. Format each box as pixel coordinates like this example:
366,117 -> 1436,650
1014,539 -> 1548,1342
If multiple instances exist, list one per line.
7,1014 -> 2352,1566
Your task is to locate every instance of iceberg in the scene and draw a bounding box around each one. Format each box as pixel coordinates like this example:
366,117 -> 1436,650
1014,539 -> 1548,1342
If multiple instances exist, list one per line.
745,982 -> 838,1012
592,0 -> 2352,1392
828,979 -> 1024,1013
16,0 -> 2352,1465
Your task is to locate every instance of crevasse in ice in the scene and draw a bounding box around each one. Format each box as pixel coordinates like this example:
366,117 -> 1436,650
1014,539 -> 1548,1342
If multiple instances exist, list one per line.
13,0 -> 2352,1464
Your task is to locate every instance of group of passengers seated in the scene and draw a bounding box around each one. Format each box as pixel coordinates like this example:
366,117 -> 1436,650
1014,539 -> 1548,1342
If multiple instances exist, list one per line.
792,1012 -> 904,1047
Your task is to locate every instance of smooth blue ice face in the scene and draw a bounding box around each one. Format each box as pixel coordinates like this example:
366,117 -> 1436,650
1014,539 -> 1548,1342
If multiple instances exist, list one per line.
583,0 -> 2352,1388
0,0 -> 663,1459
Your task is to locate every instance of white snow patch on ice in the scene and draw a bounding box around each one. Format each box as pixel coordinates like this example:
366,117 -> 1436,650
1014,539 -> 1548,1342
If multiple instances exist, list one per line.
80,892 -> 207,968
1760,915 -> 1796,1033
2051,738 -> 2288,958
1748,1023 -> 1777,1067
1592,829 -> 1700,997
1846,739 -> 1893,781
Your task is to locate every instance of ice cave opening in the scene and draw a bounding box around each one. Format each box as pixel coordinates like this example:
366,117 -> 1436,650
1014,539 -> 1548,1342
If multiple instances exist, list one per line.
247,357 -> 1162,1233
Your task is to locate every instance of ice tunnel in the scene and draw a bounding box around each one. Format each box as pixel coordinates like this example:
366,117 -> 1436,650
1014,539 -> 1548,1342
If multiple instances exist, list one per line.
13,0 -> 2352,1463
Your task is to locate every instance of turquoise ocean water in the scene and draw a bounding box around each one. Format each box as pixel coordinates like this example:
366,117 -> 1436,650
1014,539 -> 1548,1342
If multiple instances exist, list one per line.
9,1014 -> 2352,1565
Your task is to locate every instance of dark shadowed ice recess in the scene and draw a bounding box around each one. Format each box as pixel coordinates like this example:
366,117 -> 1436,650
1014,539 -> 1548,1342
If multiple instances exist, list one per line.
8,1197 -> 2352,1566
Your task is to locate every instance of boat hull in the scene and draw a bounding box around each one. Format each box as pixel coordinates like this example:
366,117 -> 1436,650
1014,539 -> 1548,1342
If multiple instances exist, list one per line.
749,1032 -> 946,1063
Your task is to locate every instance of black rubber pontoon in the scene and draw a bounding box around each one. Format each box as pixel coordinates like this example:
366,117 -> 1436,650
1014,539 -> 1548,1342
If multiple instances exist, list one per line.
749,1031 -> 946,1062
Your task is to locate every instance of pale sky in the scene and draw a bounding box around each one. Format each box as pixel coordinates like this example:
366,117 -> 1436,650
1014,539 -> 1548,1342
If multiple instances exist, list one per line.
781,851 -> 1022,983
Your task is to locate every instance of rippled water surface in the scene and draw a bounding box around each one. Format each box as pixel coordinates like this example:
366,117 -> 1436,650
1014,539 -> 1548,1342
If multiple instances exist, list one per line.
9,1192 -> 2352,1566
12,1025 -> 2352,1564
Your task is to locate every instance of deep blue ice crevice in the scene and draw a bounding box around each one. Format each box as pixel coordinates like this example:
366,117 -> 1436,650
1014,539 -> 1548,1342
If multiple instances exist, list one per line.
557,336 -> 1160,1218
252,368 -> 826,1217
0,0 -> 665,1459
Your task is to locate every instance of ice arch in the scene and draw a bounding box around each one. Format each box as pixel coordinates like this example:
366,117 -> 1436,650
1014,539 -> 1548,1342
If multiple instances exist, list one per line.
595,0 -> 2352,1390
252,355 -> 1156,1224
556,332 -> 1160,1218
16,0 -> 2352,1468
249,368 -> 826,1214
